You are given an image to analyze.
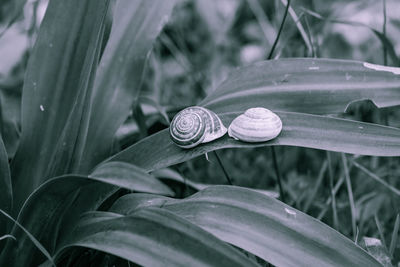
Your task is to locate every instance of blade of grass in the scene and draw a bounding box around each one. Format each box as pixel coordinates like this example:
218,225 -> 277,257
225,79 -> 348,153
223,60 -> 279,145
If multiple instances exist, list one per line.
303,160 -> 327,212
374,214 -> 388,252
0,129 -> 13,252
382,0 -> 387,65
389,213 -> 399,257
0,209 -> 55,267
266,0 -> 290,203
0,235 -> 16,242
352,161 -> 400,196
301,7 -> 400,66
245,0 -> 276,45
80,0 -> 178,172
317,175 -> 344,221
341,153 -> 357,241
11,0 -> 111,214
213,151 -> 233,185
303,15 -> 316,57
279,0 -> 312,55
267,0 -> 291,59
0,134 -> 12,217
271,147 -> 285,203
327,151 -> 339,230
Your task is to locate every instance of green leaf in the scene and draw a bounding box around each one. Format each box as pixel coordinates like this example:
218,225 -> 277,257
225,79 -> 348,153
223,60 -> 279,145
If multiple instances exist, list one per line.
200,58 -> 400,115
0,134 -> 12,215
110,193 -> 171,214
0,209 -> 55,267
0,79 -> 21,158
0,165 -> 172,267
80,0 -> 178,172
105,112 -> 400,172
0,134 -> 12,241
90,161 -> 174,196
120,186 -> 380,267
153,168 -> 279,198
0,176 -> 114,266
54,208 -> 258,267
10,0 -> 110,214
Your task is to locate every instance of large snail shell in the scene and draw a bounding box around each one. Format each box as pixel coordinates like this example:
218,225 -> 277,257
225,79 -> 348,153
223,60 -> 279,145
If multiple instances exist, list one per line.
228,107 -> 282,142
170,106 -> 227,149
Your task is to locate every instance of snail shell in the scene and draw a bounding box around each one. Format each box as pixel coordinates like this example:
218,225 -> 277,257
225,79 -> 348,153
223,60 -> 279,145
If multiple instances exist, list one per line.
170,106 -> 227,149
228,107 -> 282,142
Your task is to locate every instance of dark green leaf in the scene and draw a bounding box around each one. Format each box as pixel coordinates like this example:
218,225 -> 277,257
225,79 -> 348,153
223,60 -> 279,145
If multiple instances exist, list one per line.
54,208 -> 258,267
90,161 -> 174,196
0,134 -> 11,215
109,193 -> 171,214
0,175 -> 115,266
105,112 -> 400,172
145,186 -> 379,267
200,59 -> 400,115
153,168 -> 279,198
0,209 -> 55,267
0,134 -> 12,240
80,0 -> 178,172
0,80 -> 21,158
0,167 -> 172,267
10,0 -> 110,213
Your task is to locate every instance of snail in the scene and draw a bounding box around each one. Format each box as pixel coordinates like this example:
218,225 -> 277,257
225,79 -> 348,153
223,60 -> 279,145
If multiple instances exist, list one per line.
228,107 -> 282,142
170,106 -> 227,149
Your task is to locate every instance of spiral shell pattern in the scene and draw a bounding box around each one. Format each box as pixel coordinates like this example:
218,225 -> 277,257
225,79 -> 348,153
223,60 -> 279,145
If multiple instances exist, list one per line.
170,106 -> 227,149
228,107 -> 282,142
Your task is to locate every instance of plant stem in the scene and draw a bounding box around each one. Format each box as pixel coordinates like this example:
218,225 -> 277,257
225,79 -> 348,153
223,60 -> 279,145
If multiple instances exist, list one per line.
271,147 -> 285,203
213,151 -> 233,185
327,151 -> 339,230
341,153 -> 357,241
265,0 -> 290,203
267,0 -> 291,59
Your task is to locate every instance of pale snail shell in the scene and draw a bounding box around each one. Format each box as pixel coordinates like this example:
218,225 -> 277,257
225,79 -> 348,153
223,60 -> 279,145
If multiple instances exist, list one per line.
170,106 -> 227,149
228,107 -> 282,142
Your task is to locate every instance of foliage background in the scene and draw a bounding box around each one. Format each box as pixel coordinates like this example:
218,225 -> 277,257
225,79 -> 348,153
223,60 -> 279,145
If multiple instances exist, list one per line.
0,0 -> 399,266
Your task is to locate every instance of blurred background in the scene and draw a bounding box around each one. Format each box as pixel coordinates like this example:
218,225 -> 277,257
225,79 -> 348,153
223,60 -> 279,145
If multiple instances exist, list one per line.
1,0 -> 400,263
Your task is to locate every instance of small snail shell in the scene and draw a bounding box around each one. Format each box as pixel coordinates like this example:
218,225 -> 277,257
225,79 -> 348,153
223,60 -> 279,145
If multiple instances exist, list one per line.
228,107 -> 282,142
170,106 -> 227,149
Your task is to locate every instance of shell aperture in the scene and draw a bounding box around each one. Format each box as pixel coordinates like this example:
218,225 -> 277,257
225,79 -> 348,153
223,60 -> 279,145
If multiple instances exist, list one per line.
228,107 -> 282,142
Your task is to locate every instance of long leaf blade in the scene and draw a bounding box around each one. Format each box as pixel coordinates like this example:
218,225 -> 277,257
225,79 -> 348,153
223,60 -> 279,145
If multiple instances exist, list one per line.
105,112 -> 400,172
80,0 -> 177,172
0,209 -> 55,267
160,186 -> 380,267
0,166 -> 172,267
55,208 -> 258,267
90,161 -> 174,196
200,58 -> 400,114
0,134 -> 12,242
0,134 -> 12,215
10,0 -> 110,213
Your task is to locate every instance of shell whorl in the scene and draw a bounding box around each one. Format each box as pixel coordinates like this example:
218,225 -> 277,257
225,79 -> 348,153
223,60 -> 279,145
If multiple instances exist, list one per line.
170,106 -> 227,149
228,107 -> 282,142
